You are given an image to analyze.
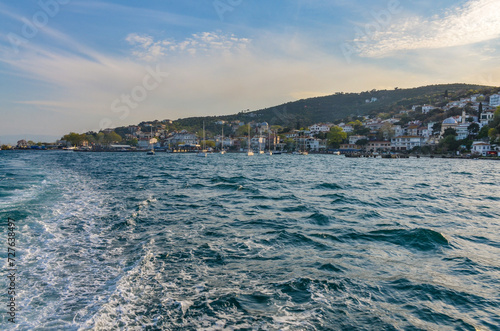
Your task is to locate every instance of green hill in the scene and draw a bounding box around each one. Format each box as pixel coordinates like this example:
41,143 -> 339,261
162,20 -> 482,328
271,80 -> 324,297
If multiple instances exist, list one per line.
209,83 -> 498,127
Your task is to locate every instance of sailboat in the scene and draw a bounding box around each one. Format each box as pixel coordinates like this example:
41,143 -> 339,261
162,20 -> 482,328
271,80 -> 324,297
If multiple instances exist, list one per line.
258,127 -> 265,154
247,124 -> 254,156
293,133 -> 308,155
147,127 -> 156,155
266,129 -> 273,155
220,125 -> 226,155
197,122 -> 208,157
301,135 -> 309,155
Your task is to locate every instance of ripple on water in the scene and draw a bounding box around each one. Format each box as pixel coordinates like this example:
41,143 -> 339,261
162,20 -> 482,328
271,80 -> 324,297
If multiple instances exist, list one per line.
2,152 -> 499,331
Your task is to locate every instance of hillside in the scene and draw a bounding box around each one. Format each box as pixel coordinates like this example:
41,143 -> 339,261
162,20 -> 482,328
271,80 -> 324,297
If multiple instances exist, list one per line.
204,83 -> 498,127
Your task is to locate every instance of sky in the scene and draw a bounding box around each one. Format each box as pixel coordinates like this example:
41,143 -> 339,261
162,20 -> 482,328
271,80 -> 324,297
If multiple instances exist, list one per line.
1,0 -> 500,144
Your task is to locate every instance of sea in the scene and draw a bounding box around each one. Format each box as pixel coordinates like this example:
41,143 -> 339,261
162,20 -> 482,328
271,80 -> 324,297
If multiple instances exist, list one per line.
0,151 -> 499,330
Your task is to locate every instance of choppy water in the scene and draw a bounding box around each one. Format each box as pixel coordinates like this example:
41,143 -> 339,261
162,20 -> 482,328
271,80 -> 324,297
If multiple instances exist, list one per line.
1,151 -> 499,330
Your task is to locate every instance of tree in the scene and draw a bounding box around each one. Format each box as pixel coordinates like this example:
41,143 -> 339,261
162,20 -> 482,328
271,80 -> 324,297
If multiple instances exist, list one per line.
62,132 -> 85,146
477,125 -> 490,139
488,128 -> 499,142
327,126 -> 347,148
443,128 -> 457,137
103,132 -> 122,144
356,139 -> 369,147
202,140 -> 216,148
379,122 -> 395,140
284,138 -> 295,150
126,138 -> 138,146
468,123 -> 480,138
432,123 -> 442,136
315,132 -> 327,140
439,135 -> 460,153
235,125 -> 248,137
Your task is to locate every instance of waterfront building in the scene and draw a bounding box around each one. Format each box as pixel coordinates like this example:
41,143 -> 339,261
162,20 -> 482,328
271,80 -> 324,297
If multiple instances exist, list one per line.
472,141 -> 491,156
391,136 -> 424,151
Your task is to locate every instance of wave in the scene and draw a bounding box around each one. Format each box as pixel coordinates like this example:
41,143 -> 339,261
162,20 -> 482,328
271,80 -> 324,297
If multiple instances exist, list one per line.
343,228 -> 450,252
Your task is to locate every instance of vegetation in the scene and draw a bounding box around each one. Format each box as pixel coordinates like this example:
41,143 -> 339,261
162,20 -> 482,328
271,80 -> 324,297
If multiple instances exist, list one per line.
48,84 -> 499,154
327,126 -> 347,148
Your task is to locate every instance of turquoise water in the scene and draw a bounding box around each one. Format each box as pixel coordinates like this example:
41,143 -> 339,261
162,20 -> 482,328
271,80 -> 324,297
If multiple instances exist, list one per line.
1,151 -> 499,330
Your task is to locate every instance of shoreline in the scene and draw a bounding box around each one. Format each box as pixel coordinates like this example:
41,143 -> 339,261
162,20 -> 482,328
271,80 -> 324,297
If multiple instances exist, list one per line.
2,149 -> 499,160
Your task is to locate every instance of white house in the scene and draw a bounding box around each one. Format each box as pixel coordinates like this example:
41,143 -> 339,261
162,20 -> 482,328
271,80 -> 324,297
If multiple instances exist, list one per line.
394,125 -> 405,137
391,136 -> 424,151
309,123 -> 332,134
349,135 -> 367,145
480,110 -> 495,126
305,138 -> 323,151
455,123 -> 471,140
422,105 -> 436,114
167,132 -> 198,146
367,141 -> 392,152
489,94 -> 500,107
472,141 -> 491,156
338,124 -> 353,133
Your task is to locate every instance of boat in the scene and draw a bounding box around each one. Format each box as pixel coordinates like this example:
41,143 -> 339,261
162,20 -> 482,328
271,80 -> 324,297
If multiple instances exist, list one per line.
293,133 -> 308,155
247,124 -> 254,156
258,127 -> 265,154
220,125 -> 226,154
197,122 -> 208,157
146,127 -> 156,155
266,129 -> 273,155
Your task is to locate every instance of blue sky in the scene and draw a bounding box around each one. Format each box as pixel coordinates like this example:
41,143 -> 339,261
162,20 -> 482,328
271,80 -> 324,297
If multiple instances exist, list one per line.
1,0 -> 500,143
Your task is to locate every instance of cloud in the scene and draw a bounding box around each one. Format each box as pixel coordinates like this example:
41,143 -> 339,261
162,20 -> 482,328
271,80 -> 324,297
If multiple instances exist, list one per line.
355,0 -> 500,57
125,32 -> 251,61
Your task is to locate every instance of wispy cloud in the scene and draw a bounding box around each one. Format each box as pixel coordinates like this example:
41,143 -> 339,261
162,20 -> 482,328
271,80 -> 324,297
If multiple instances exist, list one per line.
356,0 -> 500,57
126,32 -> 251,61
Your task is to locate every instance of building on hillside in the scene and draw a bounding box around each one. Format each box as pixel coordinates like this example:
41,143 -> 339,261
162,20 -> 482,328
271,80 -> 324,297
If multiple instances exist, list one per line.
367,141 -> 392,152
407,124 -> 420,136
441,117 -> 459,136
166,132 -> 198,146
419,126 -> 431,138
309,123 -> 332,134
480,110 -> 495,126
349,135 -> 367,145
489,94 -> 500,107
365,121 -> 383,131
456,123 -> 471,140
340,144 -> 361,151
338,124 -> 353,133
394,125 -> 405,137
422,105 -> 436,114
305,138 -> 323,151
391,136 -> 424,151
472,141 -> 491,156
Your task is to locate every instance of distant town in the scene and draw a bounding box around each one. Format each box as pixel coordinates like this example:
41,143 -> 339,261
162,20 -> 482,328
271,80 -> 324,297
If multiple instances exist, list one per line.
3,88 -> 500,158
